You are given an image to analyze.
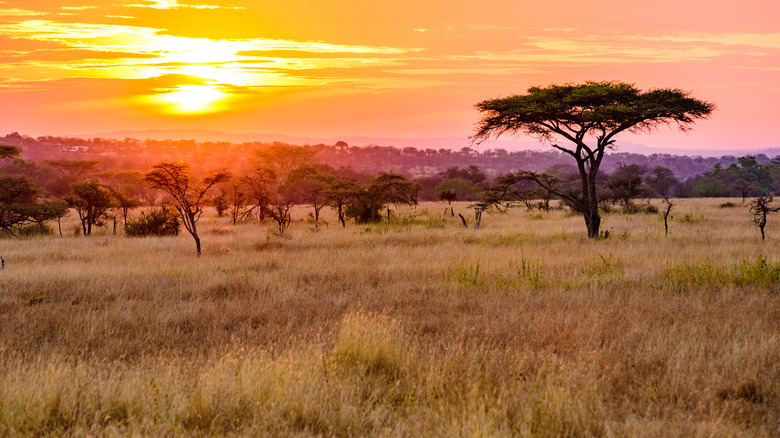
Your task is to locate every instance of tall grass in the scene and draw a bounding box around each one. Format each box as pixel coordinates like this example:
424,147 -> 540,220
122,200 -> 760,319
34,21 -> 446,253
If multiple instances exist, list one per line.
0,199 -> 778,436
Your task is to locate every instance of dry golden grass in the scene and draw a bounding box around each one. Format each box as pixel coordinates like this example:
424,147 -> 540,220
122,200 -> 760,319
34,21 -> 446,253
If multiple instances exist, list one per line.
0,199 -> 778,436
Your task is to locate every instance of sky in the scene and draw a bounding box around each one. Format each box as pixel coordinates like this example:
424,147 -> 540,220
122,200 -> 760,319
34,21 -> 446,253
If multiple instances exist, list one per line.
0,0 -> 778,150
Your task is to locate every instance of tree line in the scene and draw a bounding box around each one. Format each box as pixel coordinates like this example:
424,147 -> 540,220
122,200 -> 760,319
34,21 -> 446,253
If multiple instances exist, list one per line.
3,143 -> 780,250
3,132 -> 766,183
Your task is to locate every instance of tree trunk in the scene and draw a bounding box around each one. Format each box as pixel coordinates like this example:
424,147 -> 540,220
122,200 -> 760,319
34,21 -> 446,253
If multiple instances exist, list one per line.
187,211 -> 201,256
584,209 -> 601,238
578,160 -> 601,238
194,232 -> 202,256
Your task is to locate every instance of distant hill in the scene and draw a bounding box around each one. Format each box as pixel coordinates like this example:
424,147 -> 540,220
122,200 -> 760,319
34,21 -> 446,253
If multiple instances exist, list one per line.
85,128 -> 778,158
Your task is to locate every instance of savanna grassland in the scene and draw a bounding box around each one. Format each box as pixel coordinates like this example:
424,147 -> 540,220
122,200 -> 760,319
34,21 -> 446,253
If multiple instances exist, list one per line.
0,199 -> 778,436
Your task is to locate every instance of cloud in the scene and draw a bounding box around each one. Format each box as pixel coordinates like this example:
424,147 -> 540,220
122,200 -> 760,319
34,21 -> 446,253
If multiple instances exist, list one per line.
449,34 -> 725,65
632,33 -> 780,50
60,6 -> 98,11
0,8 -> 46,17
124,0 -> 245,10
0,18 -> 421,93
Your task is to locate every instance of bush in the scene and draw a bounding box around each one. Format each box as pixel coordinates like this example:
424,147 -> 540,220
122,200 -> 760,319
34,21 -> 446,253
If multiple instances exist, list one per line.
124,207 -> 181,237
345,202 -> 383,224
15,223 -> 53,237
623,201 -> 658,214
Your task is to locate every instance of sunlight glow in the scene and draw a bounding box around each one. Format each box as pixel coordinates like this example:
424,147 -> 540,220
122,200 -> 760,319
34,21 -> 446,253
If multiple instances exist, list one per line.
149,85 -> 230,114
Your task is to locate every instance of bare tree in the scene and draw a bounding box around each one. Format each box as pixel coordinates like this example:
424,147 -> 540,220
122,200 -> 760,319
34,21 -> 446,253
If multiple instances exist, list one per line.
479,170 -> 566,213
239,166 -> 275,221
749,194 -> 780,240
227,182 -> 249,226
143,161 -> 231,256
662,197 -> 674,236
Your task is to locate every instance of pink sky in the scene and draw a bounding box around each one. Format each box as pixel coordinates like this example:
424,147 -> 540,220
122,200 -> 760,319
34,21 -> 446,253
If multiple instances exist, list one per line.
0,0 -> 778,150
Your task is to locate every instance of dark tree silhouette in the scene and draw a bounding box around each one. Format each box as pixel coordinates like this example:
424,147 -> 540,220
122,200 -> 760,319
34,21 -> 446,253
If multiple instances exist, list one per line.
0,175 -> 38,235
239,166 -> 275,221
45,159 -> 100,178
662,197 -> 674,237
473,81 -> 714,237
324,179 -> 361,227
65,181 -> 113,235
749,194 -> 780,240
479,170 -> 565,213
280,165 -> 335,227
144,161 -> 231,255
607,164 -> 652,211
438,189 -> 457,205
645,166 -> 678,197
210,188 -> 230,217
345,173 -> 420,224
0,144 -> 21,160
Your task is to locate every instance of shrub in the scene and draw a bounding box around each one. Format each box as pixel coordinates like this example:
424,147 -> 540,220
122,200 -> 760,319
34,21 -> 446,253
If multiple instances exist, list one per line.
735,257 -> 780,290
345,202 -> 383,224
124,207 -> 181,237
622,201 -> 658,214
16,223 -> 53,237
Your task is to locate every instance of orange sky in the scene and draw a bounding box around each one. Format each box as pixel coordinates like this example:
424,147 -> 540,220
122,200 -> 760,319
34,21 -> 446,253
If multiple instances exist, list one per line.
1,0 -> 778,150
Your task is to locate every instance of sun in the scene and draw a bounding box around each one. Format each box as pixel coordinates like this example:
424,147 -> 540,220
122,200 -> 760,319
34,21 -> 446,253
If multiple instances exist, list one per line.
150,85 -> 230,115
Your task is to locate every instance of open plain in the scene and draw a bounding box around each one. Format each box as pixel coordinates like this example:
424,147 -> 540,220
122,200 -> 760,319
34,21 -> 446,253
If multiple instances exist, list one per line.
0,199 -> 778,436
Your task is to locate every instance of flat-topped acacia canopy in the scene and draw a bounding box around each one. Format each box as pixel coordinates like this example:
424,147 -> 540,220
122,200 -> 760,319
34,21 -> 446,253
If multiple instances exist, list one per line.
473,81 -> 714,238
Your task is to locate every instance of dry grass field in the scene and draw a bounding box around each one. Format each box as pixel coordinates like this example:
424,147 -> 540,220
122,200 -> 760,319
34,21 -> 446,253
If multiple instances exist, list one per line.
0,198 -> 778,436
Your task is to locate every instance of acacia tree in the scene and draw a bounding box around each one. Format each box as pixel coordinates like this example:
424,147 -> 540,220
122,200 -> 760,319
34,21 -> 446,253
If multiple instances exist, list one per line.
345,173 -> 420,224
143,161 -> 231,256
473,81 -> 714,238
323,179 -> 361,227
280,165 -> 335,227
607,164 -> 653,211
65,181 -> 113,235
0,175 -> 39,235
645,166 -> 678,197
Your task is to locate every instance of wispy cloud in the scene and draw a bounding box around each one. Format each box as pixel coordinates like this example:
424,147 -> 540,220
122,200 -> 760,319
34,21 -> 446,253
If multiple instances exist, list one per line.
125,0 -> 245,10
0,8 -> 46,17
449,34 -> 726,65
60,6 -> 99,11
0,19 -> 419,92
632,33 -> 780,50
